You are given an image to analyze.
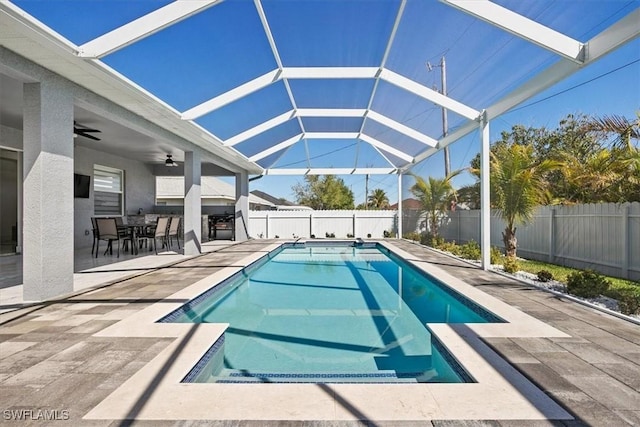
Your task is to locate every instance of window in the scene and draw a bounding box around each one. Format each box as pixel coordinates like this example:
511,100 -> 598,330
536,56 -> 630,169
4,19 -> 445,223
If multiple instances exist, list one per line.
93,165 -> 124,216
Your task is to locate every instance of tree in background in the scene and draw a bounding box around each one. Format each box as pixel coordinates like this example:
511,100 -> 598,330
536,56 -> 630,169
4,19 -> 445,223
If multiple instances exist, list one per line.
587,113 -> 640,202
409,170 -> 460,238
292,175 -> 354,209
533,114 -> 610,203
367,188 -> 390,209
462,113 -> 640,206
589,113 -> 640,151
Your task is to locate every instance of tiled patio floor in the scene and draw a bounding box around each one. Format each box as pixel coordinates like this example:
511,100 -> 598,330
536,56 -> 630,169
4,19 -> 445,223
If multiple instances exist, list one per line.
1,239 -> 639,426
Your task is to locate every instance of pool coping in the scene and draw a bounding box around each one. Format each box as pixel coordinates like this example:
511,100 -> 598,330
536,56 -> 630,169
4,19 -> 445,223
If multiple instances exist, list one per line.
83,240 -> 573,421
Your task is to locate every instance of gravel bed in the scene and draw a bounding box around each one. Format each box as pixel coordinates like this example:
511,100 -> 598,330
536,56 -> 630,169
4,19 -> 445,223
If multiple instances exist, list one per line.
420,242 -> 640,322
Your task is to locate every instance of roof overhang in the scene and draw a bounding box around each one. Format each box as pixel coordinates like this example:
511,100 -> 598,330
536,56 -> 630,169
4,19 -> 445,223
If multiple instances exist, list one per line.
0,1 -> 263,175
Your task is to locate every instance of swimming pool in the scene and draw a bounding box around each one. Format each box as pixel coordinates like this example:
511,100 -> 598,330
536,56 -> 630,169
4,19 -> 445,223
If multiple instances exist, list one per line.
161,242 -> 503,383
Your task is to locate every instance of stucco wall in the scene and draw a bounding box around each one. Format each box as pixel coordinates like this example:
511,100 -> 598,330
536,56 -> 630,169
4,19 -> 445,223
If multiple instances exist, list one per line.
0,153 -> 18,247
0,124 -> 23,150
74,145 -> 155,249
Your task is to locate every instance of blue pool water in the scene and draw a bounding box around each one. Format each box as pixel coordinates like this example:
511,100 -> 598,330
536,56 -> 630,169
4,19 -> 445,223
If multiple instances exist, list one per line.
162,243 -> 502,383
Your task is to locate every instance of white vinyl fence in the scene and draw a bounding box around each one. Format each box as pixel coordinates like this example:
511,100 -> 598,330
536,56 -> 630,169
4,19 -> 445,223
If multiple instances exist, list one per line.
249,210 -> 397,240
438,202 -> 640,281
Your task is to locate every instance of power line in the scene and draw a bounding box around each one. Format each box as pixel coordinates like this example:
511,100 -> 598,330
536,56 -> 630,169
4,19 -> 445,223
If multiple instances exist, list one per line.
448,56 -> 639,176
507,58 -> 640,114
277,141 -> 358,168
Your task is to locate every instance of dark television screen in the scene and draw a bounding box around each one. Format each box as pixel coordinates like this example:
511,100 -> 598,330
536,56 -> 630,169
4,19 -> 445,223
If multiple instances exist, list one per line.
74,173 -> 91,198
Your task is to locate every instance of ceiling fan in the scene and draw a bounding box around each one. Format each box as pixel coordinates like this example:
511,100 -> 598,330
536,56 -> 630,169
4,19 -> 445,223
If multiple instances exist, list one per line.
73,121 -> 101,141
165,154 -> 179,167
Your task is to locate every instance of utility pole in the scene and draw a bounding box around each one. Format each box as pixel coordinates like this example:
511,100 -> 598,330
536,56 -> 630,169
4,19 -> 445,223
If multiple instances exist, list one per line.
427,56 -> 450,176
440,56 -> 450,177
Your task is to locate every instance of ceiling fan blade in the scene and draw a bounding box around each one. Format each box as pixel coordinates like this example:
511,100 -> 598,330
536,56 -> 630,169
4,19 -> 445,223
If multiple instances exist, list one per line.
73,121 -> 101,133
75,131 -> 101,141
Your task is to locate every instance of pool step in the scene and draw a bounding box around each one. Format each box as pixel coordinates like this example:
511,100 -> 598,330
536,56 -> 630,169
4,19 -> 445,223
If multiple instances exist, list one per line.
212,368 -> 427,383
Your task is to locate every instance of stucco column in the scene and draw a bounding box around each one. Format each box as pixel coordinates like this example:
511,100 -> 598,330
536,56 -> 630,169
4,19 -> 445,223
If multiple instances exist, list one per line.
183,151 -> 201,255
397,173 -> 403,238
22,80 -> 74,301
235,170 -> 249,241
16,150 -> 23,254
480,111 -> 491,270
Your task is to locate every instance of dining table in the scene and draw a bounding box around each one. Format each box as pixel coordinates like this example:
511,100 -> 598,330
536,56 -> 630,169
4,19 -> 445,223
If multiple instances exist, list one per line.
117,223 -> 154,255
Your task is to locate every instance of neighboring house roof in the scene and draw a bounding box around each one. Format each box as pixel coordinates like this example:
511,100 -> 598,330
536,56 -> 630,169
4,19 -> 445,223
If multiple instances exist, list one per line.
250,189 -> 294,206
390,198 -> 421,210
276,205 -> 313,211
156,176 -> 275,207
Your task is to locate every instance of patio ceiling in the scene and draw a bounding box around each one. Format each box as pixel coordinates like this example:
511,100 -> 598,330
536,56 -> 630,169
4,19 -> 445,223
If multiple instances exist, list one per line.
2,0 -> 639,176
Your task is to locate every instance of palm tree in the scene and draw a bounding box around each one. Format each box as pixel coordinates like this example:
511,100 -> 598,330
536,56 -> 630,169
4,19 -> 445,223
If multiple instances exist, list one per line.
367,188 -> 389,209
409,170 -> 460,238
588,113 -> 640,150
561,149 -> 619,203
586,113 -> 640,202
491,144 -> 560,258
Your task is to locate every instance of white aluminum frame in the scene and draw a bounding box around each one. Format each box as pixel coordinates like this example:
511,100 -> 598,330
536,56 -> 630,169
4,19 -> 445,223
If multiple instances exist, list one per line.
442,0 -> 585,62
79,0 -> 222,58
68,0 -> 639,178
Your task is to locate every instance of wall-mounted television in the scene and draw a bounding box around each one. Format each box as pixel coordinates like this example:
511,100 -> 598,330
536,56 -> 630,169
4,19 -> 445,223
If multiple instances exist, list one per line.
74,173 -> 91,198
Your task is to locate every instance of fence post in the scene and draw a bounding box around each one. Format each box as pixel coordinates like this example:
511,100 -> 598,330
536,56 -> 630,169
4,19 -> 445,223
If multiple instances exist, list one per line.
622,205 -> 629,278
309,212 -> 314,238
353,213 -> 357,238
266,213 -> 269,239
548,208 -> 556,263
477,210 -> 481,245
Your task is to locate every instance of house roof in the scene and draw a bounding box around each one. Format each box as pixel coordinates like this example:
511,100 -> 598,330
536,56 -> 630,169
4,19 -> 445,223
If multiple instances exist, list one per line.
390,198 -> 422,210
250,190 -> 294,206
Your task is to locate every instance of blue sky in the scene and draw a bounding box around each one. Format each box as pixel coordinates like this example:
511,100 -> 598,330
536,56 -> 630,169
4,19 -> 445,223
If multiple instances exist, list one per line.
13,0 -> 640,205
253,41 -> 640,205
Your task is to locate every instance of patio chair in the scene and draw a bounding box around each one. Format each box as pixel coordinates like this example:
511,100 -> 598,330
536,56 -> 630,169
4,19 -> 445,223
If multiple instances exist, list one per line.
95,218 -> 120,258
142,216 -> 170,255
167,216 -> 181,250
90,217 -> 98,255
114,216 -> 133,252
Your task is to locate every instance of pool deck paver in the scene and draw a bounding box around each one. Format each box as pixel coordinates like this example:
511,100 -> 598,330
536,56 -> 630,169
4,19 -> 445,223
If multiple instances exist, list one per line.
0,239 -> 639,426
392,240 -> 640,427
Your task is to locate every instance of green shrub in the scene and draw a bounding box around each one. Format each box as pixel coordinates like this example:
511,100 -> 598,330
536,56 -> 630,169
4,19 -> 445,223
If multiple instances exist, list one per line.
459,240 -> 481,261
420,232 -> 444,248
616,289 -> 640,316
503,256 -> 519,274
439,241 -> 461,256
566,270 -> 611,298
537,270 -> 554,282
490,246 -> 503,265
606,286 -> 640,316
403,232 -> 421,242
